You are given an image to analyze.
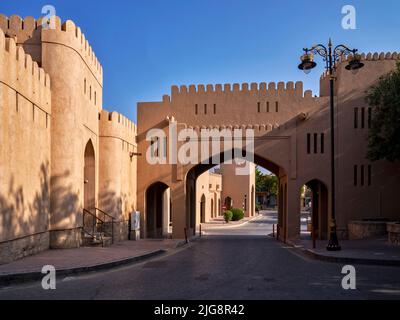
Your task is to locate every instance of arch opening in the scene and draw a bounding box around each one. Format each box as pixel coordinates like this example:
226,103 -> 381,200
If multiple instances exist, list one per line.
300,179 -> 329,240
145,181 -> 170,238
84,140 -> 96,212
185,149 -> 285,237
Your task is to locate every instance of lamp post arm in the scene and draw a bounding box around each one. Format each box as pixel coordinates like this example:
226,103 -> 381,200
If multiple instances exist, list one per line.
304,44 -> 328,59
333,44 -> 358,61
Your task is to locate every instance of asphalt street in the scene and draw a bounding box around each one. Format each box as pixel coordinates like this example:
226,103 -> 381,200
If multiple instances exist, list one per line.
1,213 -> 400,300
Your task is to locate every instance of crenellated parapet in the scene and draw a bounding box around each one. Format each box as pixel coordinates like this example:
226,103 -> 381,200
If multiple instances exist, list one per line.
170,81 -> 313,99
0,14 -> 103,85
0,29 -> 51,114
320,51 -> 399,81
99,110 -> 137,146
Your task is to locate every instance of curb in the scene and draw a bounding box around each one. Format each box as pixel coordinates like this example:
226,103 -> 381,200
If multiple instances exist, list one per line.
302,249 -> 400,267
175,234 -> 201,248
282,238 -> 400,267
203,214 -> 262,230
0,249 -> 167,286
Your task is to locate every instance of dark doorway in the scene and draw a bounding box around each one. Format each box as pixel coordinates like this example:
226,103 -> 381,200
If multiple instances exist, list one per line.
200,194 -> 206,223
146,182 -> 169,238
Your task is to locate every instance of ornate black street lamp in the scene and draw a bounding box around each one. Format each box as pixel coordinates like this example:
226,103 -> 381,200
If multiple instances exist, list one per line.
298,39 -> 364,251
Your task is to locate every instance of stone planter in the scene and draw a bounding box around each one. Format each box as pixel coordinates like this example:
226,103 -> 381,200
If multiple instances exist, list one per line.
387,223 -> 400,245
348,220 -> 389,240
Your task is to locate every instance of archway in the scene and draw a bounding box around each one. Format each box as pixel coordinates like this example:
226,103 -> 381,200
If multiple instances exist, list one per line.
84,140 -> 95,212
184,149 -> 286,238
200,194 -> 206,223
300,179 -> 328,240
224,196 -> 232,210
145,182 -> 170,238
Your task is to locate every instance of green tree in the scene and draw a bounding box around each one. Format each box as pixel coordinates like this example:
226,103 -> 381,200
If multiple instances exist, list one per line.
255,167 -> 278,196
366,61 -> 400,162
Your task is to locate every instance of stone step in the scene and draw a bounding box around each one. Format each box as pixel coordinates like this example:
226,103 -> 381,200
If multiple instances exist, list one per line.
82,234 -> 113,247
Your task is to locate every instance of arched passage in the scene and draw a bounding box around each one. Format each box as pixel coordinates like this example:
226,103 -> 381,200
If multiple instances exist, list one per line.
300,179 -> 329,240
185,149 -> 286,237
200,194 -> 206,223
224,197 -> 232,210
84,140 -> 95,212
145,182 -> 170,238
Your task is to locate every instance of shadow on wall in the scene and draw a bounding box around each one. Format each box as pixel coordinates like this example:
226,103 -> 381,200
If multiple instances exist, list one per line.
99,189 -> 135,241
0,163 -> 50,242
50,170 -> 80,229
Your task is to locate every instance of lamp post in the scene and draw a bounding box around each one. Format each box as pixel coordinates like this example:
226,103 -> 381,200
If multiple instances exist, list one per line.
298,39 -> 364,251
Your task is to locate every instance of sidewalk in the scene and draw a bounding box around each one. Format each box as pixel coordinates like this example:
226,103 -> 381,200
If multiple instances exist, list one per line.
0,239 -> 185,285
288,237 -> 400,267
202,213 -> 262,229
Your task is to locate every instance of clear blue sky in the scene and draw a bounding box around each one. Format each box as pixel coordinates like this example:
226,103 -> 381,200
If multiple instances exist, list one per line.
1,0 -> 399,122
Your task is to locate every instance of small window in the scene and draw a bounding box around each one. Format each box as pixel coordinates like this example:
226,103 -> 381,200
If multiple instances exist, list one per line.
204,104 -> 207,115
360,165 -> 365,186
195,104 -> 198,115
94,92 -> 97,105
257,102 -> 260,113
90,86 -> 92,100
354,165 -> 358,186
361,107 -> 365,129
307,133 -> 311,154
368,165 -> 372,186
213,104 -> 216,114
84,79 -> 87,94
313,133 -> 318,154
267,102 -> 270,113
320,133 -> 325,154
275,101 -> 279,112
354,107 -> 358,129
150,138 -> 160,158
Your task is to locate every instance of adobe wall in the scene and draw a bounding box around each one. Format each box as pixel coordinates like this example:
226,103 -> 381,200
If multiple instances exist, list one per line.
1,14 -> 104,248
0,32 -> 51,263
334,52 -> 400,237
137,82 -> 326,239
99,110 -> 137,241
220,161 -> 255,217
195,171 -> 222,225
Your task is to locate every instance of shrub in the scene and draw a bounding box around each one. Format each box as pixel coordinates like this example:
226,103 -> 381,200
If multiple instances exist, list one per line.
231,208 -> 245,221
255,204 -> 262,212
224,210 -> 233,223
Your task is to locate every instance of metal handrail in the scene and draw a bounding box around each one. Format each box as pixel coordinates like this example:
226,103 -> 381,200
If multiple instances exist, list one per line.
82,208 -> 115,244
95,207 -> 115,243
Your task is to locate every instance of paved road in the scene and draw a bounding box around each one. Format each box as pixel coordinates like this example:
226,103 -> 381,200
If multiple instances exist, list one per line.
1,212 -> 400,300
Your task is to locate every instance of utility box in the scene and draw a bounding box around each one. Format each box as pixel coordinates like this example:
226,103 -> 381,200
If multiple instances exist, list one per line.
130,211 -> 141,241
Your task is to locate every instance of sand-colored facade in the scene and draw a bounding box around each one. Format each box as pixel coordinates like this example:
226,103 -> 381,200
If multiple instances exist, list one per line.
1,13 -> 400,264
196,171 -> 222,224
0,15 -> 137,263
220,161 -> 256,217
137,54 -> 400,242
